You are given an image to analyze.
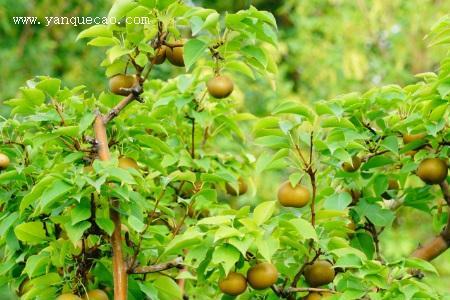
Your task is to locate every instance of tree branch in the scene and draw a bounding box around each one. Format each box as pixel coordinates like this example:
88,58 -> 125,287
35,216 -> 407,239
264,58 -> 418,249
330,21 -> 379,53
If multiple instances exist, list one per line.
287,287 -> 337,294
93,114 -> 127,300
103,87 -> 143,124
129,257 -> 183,274
411,181 -> 450,261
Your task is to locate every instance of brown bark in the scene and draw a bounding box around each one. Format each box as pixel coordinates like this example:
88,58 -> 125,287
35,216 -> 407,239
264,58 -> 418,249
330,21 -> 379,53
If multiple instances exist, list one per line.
94,114 -> 127,300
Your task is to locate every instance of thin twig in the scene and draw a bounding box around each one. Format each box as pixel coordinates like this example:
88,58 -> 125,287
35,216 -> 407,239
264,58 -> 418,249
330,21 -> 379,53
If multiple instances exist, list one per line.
129,257 -> 183,274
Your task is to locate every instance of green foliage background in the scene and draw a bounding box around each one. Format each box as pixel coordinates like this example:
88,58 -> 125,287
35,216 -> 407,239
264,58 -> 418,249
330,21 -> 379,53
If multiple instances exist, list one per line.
0,0 -> 450,298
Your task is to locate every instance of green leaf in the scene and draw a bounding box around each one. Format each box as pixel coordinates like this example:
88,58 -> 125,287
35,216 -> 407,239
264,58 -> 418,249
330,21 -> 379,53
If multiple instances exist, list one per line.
197,215 -> 234,226
77,25 -> 112,40
39,179 -> 73,213
272,101 -> 314,120
380,136 -> 399,154
350,232 -> 375,259
214,226 -> 244,242
224,61 -> 255,79
405,258 -> 438,274
14,222 -> 47,244
324,192 -> 352,210
354,200 -> 395,227
335,254 -> 362,268
71,198 -> 91,225
255,236 -> 279,262
128,215 -> 146,233
253,201 -> 276,226
212,244 -> 240,275
163,229 -> 203,255
361,156 -> 395,171
154,276 -> 182,300
289,218 -> 318,241
20,176 -> 56,213
36,78 -> 61,96
183,39 -> 207,71
96,218 -> 115,236
64,221 -> 91,245
108,0 -> 138,20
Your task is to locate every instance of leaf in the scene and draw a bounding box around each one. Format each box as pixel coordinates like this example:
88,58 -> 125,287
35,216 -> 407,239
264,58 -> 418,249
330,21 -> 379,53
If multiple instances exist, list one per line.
14,222 -> 47,244
350,232 -> 375,259
335,254 -> 362,269
36,78 -> 61,96
202,12 -> 219,31
64,221 -> 91,246
95,218 -> 115,236
255,236 -> 279,262
214,226 -> 244,242
183,39 -> 207,71
354,200 -> 395,227
20,176 -> 56,213
197,215 -> 234,226
289,218 -> 318,241
108,0 -> 137,20
404,258 -> 438,274
212,244 -> 241,275
71,198 -> 91,225
163,230 -> 203,255
361,156 -> 395,171
324,192 -> 352,211
154,276 -> 182,300
77,25 -> 112,40
128,215 -> 146,233
253,201 -> 276,226
380,136 -> 399,154
272,101 -> 314,120
39,179 -> 73,213
224,61 -> 255,79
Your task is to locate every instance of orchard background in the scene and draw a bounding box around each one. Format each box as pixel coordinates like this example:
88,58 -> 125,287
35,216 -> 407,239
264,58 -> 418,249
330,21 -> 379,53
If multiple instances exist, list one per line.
0,1 -> 449,299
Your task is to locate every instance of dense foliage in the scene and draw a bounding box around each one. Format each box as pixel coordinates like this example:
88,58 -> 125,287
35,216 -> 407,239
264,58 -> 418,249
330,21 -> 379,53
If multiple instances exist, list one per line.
0,1 -> 449,300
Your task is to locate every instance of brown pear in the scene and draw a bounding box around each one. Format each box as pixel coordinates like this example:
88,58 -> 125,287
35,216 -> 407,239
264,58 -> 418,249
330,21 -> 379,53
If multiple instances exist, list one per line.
151,46 -> 167,65
57,294 -> 83,300
342,156 -> 361,172
0,153 -> 10,170
403,133 -> 425,144
417,158 -> 448,184
207,75 -> 234,99
118,156 -> 139,170
304,260 -> 335,287
225,178 -> 248,196
247,262 -> 278,290
218,272 -> 247,296
166,43 -> 185,67
108,74 -> 137,96
82,289 -> 109,300
277,181 -> 310,208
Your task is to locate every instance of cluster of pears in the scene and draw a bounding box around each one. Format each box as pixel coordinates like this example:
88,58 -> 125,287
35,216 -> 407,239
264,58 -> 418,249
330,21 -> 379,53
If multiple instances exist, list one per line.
150,41 -> 185,67
57,289 -> 108,300
277,180 -> 310,208
109,40 -> 185,96
0,152 -> 10,170
219,262 -> 278,296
